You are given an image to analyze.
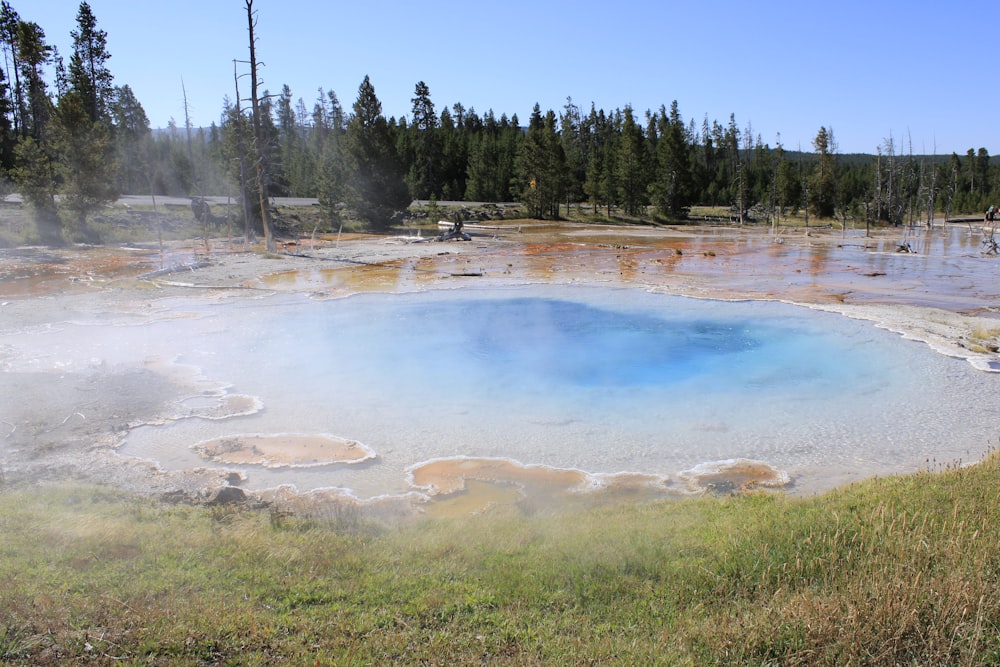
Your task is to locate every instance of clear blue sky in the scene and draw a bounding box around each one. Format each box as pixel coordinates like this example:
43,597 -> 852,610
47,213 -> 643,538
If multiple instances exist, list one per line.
26,0 -> 999,155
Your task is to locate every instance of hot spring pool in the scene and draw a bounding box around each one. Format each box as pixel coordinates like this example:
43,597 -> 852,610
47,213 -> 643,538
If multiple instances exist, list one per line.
101,284 -> 999,499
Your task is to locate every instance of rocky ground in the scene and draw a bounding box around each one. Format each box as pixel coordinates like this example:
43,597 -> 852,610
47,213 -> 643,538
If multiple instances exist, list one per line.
2,218 -> 999,515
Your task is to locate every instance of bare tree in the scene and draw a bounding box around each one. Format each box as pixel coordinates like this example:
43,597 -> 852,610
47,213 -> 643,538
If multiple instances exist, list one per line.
232,60 -> 253,245
244,0 -> 275,251
922,146 -> 937,228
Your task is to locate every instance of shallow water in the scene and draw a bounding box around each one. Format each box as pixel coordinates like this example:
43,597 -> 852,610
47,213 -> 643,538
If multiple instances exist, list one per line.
88,284 -> 998,498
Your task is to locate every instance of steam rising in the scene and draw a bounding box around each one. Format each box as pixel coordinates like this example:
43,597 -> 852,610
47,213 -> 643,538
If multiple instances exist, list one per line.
3,282 -> 998,510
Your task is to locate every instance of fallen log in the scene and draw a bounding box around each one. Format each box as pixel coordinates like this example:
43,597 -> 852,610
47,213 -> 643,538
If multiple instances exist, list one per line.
434,220 -> 472,242
136,261 -> 211,280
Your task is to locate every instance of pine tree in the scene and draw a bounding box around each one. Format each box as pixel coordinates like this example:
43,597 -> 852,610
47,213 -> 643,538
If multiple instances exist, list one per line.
111,83 -> 150,194
68,1 -> 114,123
317,119 -> 347,228
407,80 -> 440,200
692,116 -> 715,204
0,2 -> 23,137
583,106 -> 618,217
810,126 -> 837,218
465,109 -> 518,202
616,106 -> 648,216
12,136 -> 60,243
975,148 -> 990,200
10,19 -> 61,241
0,67 -> 11,171
649,101 -> 693,218
343,75 -> 408,228
774,140 -> 799,217
940,152 -> 960,220
465,129 -> 497,202
518,105 -> 567,219
50,90 -> 118,239
270,84 -> 301,197
438,106 -> 469,200
16,21 -> 52,141
217,99 -> 254,233
559,97 -> 585,209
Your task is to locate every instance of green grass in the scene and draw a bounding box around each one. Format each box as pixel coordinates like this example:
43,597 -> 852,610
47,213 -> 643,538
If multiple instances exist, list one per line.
3,453 -> 1000,665
2,199 -> 857,250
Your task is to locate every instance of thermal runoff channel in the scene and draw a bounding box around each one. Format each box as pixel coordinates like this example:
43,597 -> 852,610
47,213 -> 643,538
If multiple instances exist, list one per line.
115,285 -> 996,498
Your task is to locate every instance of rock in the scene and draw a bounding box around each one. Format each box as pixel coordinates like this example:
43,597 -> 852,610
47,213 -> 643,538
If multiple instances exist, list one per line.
205,486 -> 248,506
223,472 -> 244,486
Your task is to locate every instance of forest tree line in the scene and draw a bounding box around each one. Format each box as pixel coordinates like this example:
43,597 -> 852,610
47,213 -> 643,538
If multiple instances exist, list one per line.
2,1 -> 999,245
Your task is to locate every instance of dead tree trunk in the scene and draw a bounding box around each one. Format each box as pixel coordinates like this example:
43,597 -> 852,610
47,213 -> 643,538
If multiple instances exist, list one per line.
244,0 -> 276,252
233,59 -> 253,246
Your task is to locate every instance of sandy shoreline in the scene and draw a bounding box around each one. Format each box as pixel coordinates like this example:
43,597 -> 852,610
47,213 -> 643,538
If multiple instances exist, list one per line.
1,220 -> 999,517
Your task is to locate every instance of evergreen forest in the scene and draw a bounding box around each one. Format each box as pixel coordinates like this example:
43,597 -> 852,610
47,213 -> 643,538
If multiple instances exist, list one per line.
3,1 -> 998,245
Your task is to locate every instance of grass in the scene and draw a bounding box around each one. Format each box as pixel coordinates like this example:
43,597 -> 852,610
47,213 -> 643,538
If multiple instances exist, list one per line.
968,326 -> 1000,353
0,204 -> 207,248
0,202 -> 333,248
2,198 -> 865,250
2,453 -> 1000,665
1,199 -> 995,664
557,203 -> 856,230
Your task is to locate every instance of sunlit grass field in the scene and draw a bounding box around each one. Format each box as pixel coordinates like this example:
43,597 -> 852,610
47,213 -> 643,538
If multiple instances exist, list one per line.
2,450 -> 1000,665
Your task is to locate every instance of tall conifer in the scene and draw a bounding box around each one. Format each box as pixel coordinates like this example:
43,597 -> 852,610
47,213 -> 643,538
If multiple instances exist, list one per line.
68,1 -> 113,122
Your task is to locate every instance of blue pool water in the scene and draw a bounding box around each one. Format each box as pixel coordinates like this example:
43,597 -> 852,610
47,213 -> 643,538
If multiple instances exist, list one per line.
92,285 -> 998,497
272,291 -> 891,408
